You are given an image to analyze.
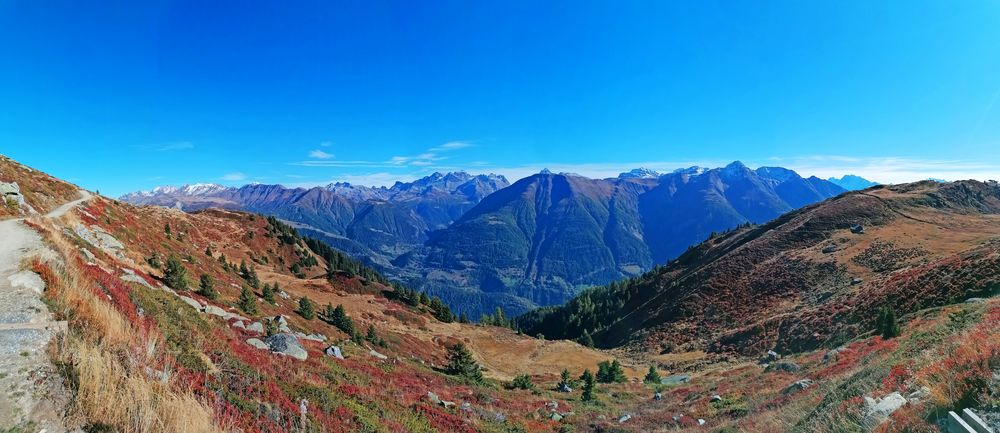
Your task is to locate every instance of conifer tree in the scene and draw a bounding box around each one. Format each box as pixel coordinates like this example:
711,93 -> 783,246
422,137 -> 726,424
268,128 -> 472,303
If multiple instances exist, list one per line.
644,365 -> 661,384
198,274 -> 218,300
446,342 -> 483,382
558,369 -> 573,389
262,283 -> 275,304
298,296 -> 315,320
237,286 -> 258,315
163,255 -> 188,290
878,307 -> 901,339
580,369 -> 596,401
578,329 -> 595,348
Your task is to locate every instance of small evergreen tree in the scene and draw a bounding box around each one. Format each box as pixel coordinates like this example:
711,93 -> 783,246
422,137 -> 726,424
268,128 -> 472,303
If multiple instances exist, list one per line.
446,342 -> 483,382
459,312 -> 470,324
198,274 -> 218,300
164,223 -> 171,238
580,369 -> 596,401
596,360 -> 626,383
578,329 -> 595,348
261,283 -> 275,304
877,306 -> 901,339
298,296 -> 315,320
237,286 -> 258,315
511,374 -> 534,390
558,369 -> 573,389
163,255 -> 188,290
644,365 -> 661,384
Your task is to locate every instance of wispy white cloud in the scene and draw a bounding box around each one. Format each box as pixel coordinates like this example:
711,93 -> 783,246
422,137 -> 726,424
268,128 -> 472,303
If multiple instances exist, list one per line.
431,140 -> 473,151
220,172 -> 247,181
309,149 -> 335,159
768,155 -> 1000,184
319,141 -> 333,147
156,142 -> 194,151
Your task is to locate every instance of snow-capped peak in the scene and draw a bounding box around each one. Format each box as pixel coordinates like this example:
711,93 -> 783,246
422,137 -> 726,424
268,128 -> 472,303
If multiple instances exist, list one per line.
619,168 -> 662,179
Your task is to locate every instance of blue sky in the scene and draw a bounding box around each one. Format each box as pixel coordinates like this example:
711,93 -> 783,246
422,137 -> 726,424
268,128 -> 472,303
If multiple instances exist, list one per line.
3,1 -> 1000,196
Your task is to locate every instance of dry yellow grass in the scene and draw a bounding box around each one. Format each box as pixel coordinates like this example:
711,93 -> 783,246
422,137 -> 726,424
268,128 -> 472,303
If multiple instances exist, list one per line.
27,214 -> 223,433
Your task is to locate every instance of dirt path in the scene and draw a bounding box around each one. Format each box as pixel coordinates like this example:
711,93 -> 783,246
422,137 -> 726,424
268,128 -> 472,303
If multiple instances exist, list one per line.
0,190 -> 90,432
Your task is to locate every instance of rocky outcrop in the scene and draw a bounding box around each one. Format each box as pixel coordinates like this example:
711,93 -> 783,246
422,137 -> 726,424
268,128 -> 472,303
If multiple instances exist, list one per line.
265,333 -> 308,361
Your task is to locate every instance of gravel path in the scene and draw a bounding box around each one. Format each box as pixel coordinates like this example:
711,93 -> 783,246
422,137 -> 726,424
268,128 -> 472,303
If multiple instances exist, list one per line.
0,190 -> 90,432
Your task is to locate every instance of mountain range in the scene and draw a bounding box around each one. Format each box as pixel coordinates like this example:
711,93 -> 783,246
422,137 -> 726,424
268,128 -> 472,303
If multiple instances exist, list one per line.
122,162 -> 854,317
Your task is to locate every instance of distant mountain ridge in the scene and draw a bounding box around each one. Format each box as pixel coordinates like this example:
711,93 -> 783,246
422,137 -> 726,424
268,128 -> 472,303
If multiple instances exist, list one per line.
827,174 -> 878,190
122,163 -> 847,318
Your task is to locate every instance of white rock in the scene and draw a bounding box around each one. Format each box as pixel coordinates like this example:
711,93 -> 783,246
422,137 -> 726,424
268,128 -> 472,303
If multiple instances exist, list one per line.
246,338 -> 269,350
178,295 -> 204,311
246,322 -> 265,334
864,392 -> 907,425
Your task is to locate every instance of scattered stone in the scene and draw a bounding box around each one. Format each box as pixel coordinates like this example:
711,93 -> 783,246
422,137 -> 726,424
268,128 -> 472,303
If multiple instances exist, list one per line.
760,350 -> 780,364
232,320 -> 246,329
246,338 -> 269,350
550,412 -> 563,422
766,361 -> 801,373
278,291 -> 291,300
74,224 -> 126,258
698,419 -> 706,426
783,379 -> 814,395
246,322 -> 265,334
324,345 -> 344,359
654,392 -> 662,401
369,349 -> 388,360
557,383 -> 572,393
265,333 -> 308,361
851,277 -> 864,285
965,297 -> 986,304
618,413 -> 632,423
204,305 -> 227,317
864,392 -> 907,426
427,392 -> 442,405
906,386 -> 929,402
710,395 -> 723,402
660,374 -> 690,385
851,224 -> 865,234
823,347 -> 848,364
822,245 -> 839,254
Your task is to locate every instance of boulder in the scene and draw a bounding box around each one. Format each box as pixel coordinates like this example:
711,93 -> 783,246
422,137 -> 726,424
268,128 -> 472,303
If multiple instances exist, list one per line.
246,338 -> 269,350
246,322 -> 265,334
204,305 -> 228,317
324,345 -> 344,359
783,379 -> 814,395
176,295 -> 200,310
661,374 -> 690,385
265,333 -> 308,361
369,349 -> 388,360
760,350 -> 780,364
863,392 -> 907,425
232,320 -> 246,329
822,245 -> 839,254
823,347 -> 848,364
710,395 -> 723,402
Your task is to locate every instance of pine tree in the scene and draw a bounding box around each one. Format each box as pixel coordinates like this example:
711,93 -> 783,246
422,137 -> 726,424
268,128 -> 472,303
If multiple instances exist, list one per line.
610,360 -> 627,383
164,223 -> 171,238
580,369 -> 596,401
446,342 -> 483,382
878,307 -> 901,339
644,365 -> 661,384
163,255 -> 188,290
366,324 -> 378,342
262,283 -> 275,304
198,274 -> 218,300
558,369 -> 573,389
459,312 -> 470,324
298,296 -> 315,320
237,287 -> 258,315
511,374 -> 533,390
578,329 -> 595,348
